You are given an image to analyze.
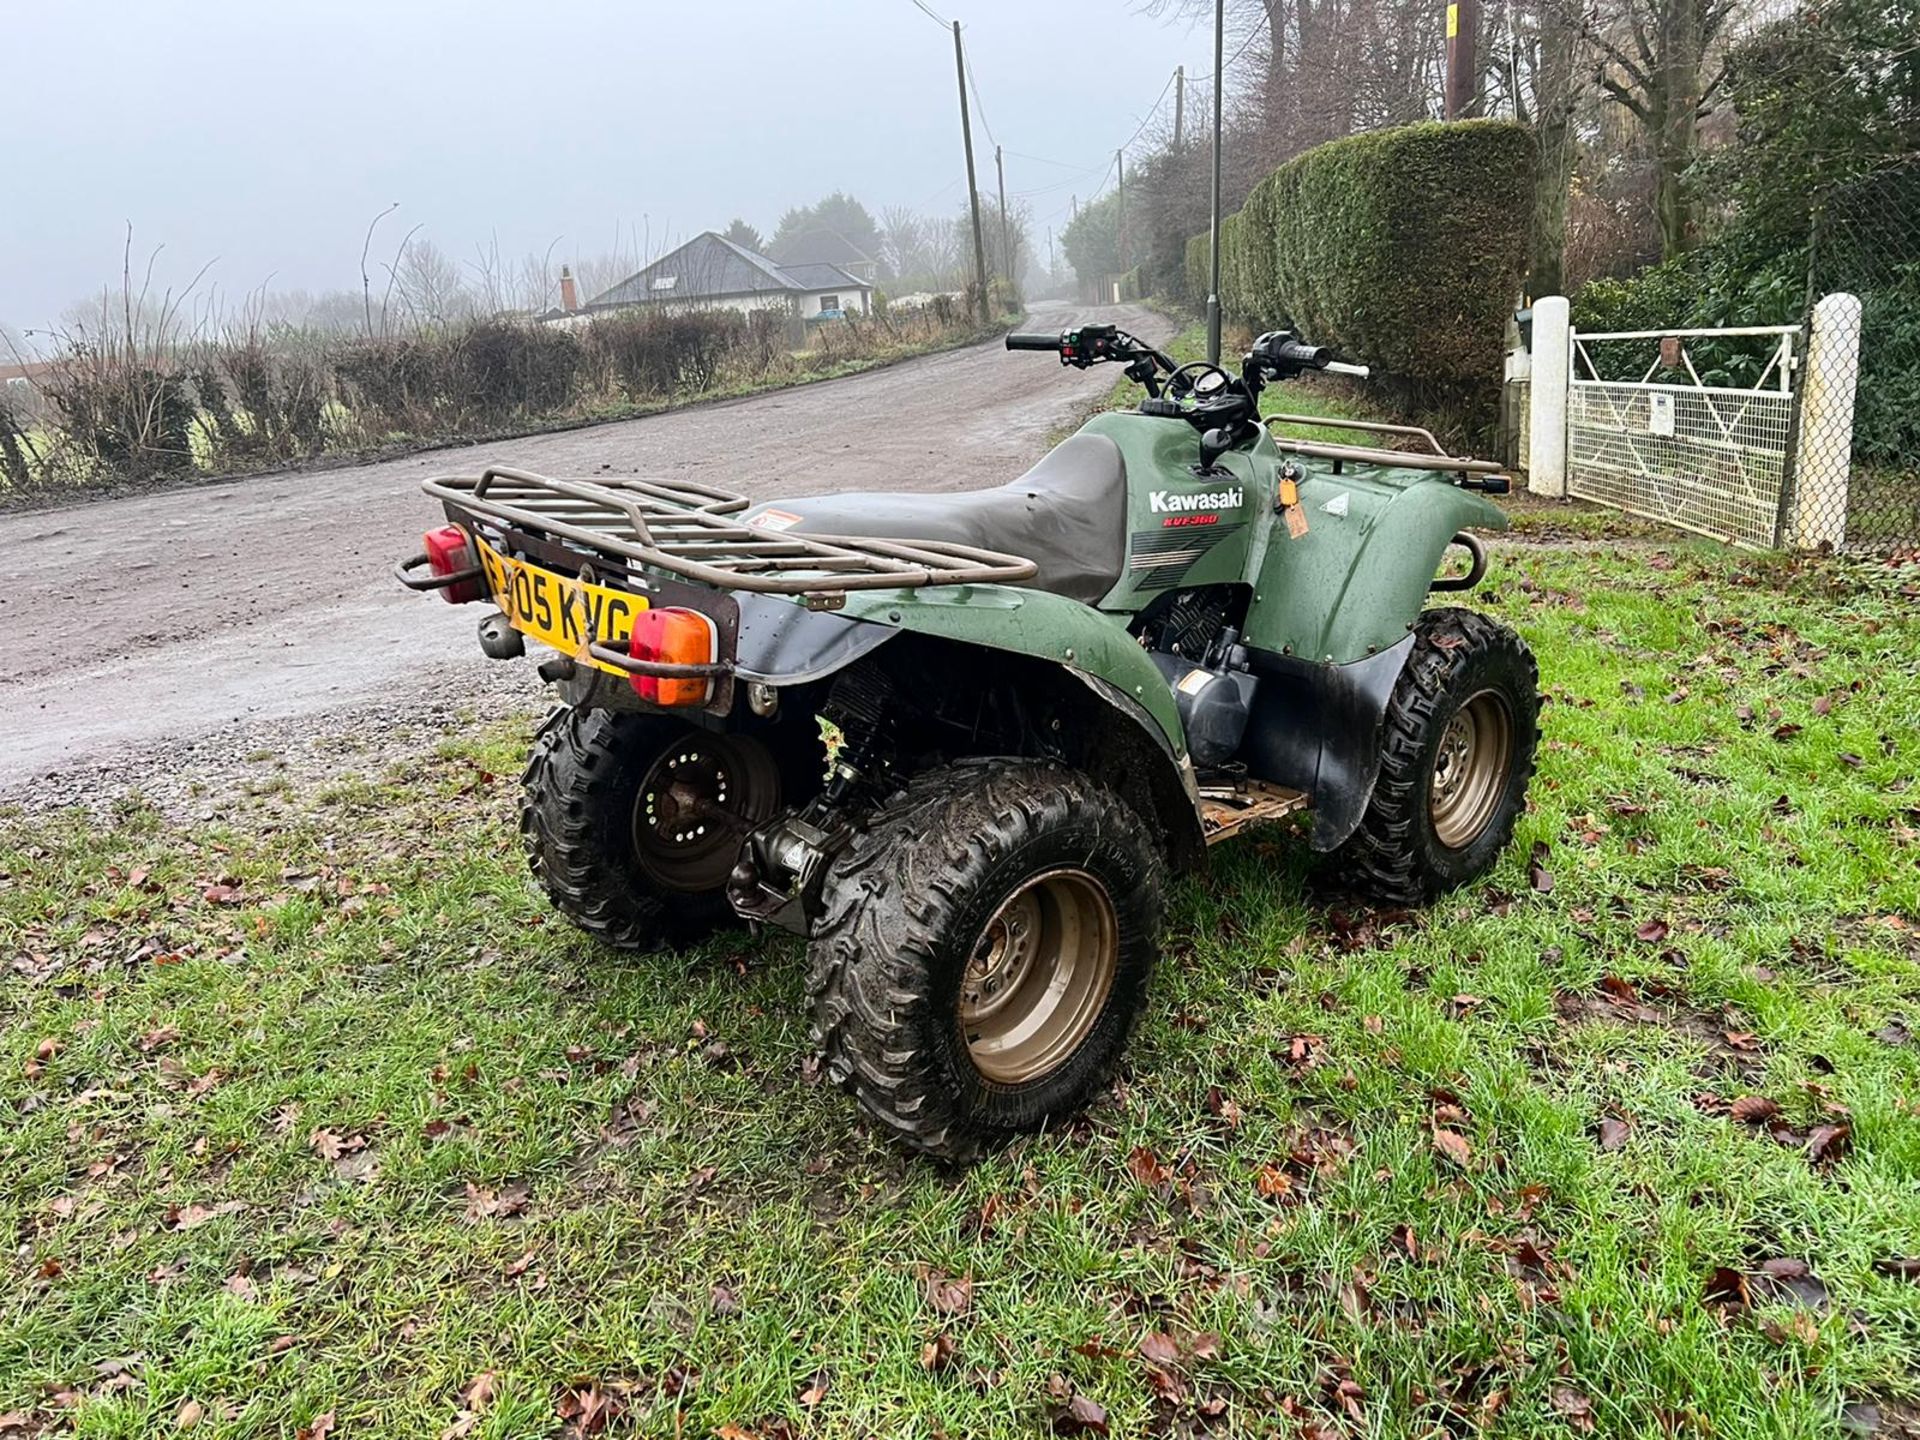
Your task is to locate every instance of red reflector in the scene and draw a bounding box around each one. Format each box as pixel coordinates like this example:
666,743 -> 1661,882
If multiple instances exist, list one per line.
423,525 -> 482,604
627,607 -> 718,707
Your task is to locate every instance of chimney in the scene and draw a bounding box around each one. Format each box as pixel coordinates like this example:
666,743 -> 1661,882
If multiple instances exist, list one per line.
559,265 -> 580,313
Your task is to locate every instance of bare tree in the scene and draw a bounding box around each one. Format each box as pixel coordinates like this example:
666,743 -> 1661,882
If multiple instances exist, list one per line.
1586,0 -> 1742,257
388,237 -> 475,329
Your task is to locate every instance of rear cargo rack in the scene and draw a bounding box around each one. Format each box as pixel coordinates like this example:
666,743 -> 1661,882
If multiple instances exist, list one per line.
422,466 -> 1038,597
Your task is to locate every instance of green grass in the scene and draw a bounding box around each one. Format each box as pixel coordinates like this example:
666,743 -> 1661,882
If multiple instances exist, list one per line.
3,544 -> 1919,1438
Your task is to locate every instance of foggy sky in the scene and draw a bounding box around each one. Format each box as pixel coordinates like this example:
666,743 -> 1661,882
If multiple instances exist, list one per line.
4,1 -> 1209,332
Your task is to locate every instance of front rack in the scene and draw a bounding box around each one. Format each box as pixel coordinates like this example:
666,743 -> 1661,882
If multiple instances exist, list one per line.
1262,413 -> 1507,477
422,466 -> 1038,597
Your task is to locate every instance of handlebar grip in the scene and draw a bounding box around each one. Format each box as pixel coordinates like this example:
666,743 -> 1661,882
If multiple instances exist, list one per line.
1276,340 -> 1332,368
1005,332 -> 1062,352
1138,398 -> 1184,418
1323,359 -> 1371,378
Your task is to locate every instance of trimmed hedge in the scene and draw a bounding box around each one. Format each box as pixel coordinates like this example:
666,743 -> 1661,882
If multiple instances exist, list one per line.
1189,120 -> 1534,423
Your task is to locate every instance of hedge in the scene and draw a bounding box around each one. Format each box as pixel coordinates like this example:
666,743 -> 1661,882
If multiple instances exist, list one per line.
1189,120 -> 1534,423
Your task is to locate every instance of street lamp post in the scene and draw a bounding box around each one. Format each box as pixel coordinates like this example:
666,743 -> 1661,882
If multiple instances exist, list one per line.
1204,0 -> 1224,364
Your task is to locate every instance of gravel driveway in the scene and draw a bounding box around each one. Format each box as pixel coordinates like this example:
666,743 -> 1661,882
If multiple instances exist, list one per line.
0,302 -> 1162,808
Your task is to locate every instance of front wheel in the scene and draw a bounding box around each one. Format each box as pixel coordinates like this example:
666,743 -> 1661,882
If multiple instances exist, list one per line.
808,760 -> 1167,1162
1331,607 -> 1539,904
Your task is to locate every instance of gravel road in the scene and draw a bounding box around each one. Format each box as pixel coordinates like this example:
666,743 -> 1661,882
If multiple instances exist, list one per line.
0,302 -> 1161,809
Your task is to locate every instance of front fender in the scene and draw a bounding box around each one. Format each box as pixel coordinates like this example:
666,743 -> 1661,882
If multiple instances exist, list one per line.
1245,467 -> 1505,664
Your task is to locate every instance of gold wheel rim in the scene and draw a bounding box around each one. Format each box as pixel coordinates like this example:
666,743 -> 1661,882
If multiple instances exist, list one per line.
1429,689 -> 1514,849
959,868 -> 1118,1085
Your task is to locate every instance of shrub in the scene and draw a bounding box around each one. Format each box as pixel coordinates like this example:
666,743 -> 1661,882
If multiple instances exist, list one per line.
449,321 -> 584,424
1189,120 -> 1534,429
47,357 -> 199,483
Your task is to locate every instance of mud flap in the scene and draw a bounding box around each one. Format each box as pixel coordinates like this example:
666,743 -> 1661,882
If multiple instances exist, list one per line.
1238,633 -> 1416,852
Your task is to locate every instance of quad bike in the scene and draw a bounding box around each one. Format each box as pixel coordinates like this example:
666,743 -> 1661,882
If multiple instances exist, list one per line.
397,323 -> 1539,1161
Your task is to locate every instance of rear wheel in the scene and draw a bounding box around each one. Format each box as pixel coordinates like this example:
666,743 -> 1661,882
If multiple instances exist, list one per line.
521,706 -> 821,951
808,760 -> 1166,1162
1331,608 -> 1539,904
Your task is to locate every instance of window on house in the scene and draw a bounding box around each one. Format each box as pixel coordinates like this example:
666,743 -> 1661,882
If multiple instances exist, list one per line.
819,295 -> 840,313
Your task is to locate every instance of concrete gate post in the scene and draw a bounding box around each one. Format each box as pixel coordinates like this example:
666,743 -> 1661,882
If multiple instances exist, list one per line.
1526,296 -> 1571,498
1789,292 -> 1862,550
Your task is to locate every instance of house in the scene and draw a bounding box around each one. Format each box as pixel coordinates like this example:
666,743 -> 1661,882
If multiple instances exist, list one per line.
573,231 -> 873,321
770,228 -> 880,286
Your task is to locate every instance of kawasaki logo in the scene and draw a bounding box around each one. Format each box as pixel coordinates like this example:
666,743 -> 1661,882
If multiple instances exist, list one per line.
1149,486 -> 1243,513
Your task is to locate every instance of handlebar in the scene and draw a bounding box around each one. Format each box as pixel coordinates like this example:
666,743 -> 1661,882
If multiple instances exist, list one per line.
1005,332 -> 1062,352
1325,359 -> 1371,378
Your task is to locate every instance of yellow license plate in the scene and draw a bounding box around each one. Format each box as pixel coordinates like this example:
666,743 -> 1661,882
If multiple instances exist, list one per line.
475,537 -> 649,675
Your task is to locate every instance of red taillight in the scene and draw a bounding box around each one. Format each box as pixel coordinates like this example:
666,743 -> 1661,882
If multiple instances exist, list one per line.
627,606 -> 718,707
423,525 -> 482,604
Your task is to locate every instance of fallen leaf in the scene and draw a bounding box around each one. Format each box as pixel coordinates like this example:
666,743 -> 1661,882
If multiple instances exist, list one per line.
1551,1386 -> 1595,1432
1704,1266 -> 1750,1310
297,1413 -> 335,1440
1635,919 -> 1671,943
1872,1257 -> 1920,1282
462,1179 -> 530,1222
176,1398 -> 205,1429
1598,1116 -> 1631,1151
308,1129 -> 367,1162
1050,1394 -> 1110,1435
1432,1127 -> 1472,1168
1806,1122 -> 1851,1165
709,1284 -> 738,1316
1753,1257 -> 1829,1311
167,1199 -> 245,1230
919,1333 -> 958,1372
1730,1095 -> 1782,1125
1127,1147 -> 1171,1187
797,1373 -> 829,1409
923,1271 -> 972,1316
1139,1331 -> 1180,1367
1253,1163 -> 1292,1199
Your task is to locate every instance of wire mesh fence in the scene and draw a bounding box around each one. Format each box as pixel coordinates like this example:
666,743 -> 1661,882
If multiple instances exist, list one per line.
1804,159 -> 1920,554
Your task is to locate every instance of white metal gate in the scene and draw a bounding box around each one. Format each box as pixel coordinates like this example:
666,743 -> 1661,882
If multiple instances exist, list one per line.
1566,325 -> 1800,549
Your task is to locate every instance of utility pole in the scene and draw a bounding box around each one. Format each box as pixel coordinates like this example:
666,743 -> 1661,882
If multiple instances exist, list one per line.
995,143 -> 1012,289
1205,0 -> 1224,363
1444,0 -> 1479,118
953,19 -> 991,322
1116,149 -> 1127,278
1173,66 -> 1185,151
1047,226 -> 1054,277
1071,194 -> 1078,220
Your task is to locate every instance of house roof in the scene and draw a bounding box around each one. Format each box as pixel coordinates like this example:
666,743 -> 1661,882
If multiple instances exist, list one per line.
589,232 -> 870,307
771,228 -> 875,270
777,262 -> 867,292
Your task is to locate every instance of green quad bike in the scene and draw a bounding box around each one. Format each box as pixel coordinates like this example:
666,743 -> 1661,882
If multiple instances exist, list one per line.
397,324 -> 1539,1160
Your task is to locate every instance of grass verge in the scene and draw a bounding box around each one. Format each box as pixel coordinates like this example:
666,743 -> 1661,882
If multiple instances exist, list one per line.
3,542 -> 1918,1438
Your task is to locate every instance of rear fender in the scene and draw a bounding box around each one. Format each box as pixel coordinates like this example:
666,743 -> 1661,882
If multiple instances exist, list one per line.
740,589 -> 1206,872
831,584 -> 1189,762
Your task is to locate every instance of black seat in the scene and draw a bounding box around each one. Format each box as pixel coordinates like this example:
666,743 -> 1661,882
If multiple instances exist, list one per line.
750,433 -> 1127,604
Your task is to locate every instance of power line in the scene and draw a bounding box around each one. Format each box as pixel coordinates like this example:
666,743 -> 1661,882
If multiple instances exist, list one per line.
1005,148 -> 1099,172
1116,68 -> 1179,156
908,0 -> 949,28
1195,20 -> 1263,83
962,43 -> 996,149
